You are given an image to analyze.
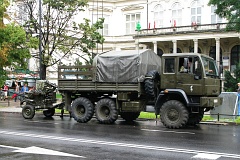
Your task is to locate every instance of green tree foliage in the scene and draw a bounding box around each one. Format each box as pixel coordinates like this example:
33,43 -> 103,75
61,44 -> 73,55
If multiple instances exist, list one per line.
208,0 -> 240,32
224,63 -> 240,92
0,0 -> 38,86
22,0 -> 105,79
0,0 -> 10,27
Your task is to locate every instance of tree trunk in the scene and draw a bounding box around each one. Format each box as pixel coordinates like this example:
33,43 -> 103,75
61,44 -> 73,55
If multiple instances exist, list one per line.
40,63 -> 47,80
42,64 -> 47,80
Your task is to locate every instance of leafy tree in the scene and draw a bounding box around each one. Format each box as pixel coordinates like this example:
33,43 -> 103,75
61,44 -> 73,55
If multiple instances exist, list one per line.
0,0 -> 38,86
223,62 -> 240,92
0,0 -> 9,27
208,0 -> 240,32
22,0 -> 104,80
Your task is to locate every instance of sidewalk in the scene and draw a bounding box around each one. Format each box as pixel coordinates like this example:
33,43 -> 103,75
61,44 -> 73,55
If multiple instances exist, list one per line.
0,100 -> 22,113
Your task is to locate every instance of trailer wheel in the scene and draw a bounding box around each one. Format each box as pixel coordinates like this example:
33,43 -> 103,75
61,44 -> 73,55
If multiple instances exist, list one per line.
120,112 -> 140,121
95,98 -> 118,124
187,109 -> 204,125
43,108 -> 55,118
160,100 -> 189,129
71,97 -> 94,123
22,105 -> 35,119
144,70 -> 160,98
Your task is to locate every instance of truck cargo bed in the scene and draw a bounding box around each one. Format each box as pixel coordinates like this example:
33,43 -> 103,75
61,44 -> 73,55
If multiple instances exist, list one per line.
58,65 -> 144,93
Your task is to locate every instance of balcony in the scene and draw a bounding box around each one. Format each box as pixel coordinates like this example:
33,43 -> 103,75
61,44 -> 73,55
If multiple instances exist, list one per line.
135,23 -> 229,37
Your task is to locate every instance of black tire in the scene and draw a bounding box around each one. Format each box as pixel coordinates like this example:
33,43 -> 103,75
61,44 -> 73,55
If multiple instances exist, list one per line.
160,100 -> 189,129
120,112 -> 140,121
144,70 -> 160,98
71,97 -> 94,123
187,109 -> 204,125
43,108 -> 55,118
22,105 -> 35,119
95,98 -> 118,124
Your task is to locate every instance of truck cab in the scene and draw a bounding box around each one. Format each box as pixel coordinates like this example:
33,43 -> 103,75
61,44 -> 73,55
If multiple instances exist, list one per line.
154,53 -> 223,128
161,53 -> 221,97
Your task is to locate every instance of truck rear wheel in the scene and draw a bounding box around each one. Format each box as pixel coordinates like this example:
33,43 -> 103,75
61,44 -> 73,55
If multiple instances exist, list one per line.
120,112 -> 140,121
160,100 -> 189,129
43,108 -> 55,118
144,70 -> 160,98
187,109 -> 204,125
71,97 -> 94,123
22,105 -> 35,119
95,98 -> 118,124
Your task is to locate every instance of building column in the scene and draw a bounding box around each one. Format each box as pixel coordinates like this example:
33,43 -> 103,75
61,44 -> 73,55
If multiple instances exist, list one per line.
172,40 -> 177,53
193,39 -> 198,53
215,38 -> 220,68
153,41 -> 157,54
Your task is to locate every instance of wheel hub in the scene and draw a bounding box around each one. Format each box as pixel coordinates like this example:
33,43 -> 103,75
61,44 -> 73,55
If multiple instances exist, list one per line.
76,105 -> 85,115
25,109 -> 31,116
167,109 -> 179,121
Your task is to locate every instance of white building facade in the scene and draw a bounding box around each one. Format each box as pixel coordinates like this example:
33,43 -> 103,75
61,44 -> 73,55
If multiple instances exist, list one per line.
88,0 -> 238,73
7,0 -> 240,83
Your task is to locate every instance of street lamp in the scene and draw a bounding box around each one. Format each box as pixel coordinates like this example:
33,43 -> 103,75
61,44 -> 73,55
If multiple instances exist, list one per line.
39,0 -> 42,80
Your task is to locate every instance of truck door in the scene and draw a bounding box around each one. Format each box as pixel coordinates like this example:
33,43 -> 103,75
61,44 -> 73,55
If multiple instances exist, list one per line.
176,57 -> 204,95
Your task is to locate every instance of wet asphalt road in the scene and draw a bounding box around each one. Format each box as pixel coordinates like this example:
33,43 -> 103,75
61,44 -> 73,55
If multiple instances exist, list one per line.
0,112 -> 240,160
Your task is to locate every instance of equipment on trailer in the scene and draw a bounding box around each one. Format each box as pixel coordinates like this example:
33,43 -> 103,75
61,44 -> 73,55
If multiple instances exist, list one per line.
20,80 -> 64,119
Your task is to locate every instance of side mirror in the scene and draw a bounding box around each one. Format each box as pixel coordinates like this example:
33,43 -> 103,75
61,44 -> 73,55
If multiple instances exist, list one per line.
218,65 -> 223,75
183,58 -> 188,68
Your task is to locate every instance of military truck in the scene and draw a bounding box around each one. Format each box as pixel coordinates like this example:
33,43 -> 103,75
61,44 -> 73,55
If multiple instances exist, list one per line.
57,49 -> 222,129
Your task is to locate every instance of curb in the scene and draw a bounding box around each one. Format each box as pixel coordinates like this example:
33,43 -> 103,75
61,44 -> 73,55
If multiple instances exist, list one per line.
0,108 -> 239,126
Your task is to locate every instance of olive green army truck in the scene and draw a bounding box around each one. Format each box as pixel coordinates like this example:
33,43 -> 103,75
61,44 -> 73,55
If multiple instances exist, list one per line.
58,49 -> 222,129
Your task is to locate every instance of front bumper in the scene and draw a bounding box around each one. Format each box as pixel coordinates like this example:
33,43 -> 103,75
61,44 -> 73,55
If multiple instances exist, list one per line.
200,97 -> 223,107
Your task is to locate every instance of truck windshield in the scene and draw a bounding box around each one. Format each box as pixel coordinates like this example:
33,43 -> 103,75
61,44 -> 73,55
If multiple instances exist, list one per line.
201,56 -> 219,77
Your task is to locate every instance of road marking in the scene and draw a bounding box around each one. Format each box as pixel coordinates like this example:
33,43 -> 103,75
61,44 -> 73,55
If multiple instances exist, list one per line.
192,153 -> 221,159
0,144 -> 21,150
141,129 -> 195,134
0,144 -> 85,158
0,130 -> 240,159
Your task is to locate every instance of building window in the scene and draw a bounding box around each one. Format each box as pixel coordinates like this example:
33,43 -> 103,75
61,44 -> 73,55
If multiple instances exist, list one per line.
157,48 -> 164,57
230,45 -> 240,72
172,2 -> 182,27
153,5 -> 164,28
211,6 -> 222,24
126,13 -> 141,34
92,15 -> 109,36
170,48 -> 182,53
17,3 -> 28,26
209,46 -> 222,63
191,0 -> 202,24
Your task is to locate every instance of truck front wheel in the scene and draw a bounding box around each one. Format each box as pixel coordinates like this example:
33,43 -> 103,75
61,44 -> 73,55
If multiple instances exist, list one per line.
71,97 -> 94,123
160,100 -> 189,129
95,98 -> 118,124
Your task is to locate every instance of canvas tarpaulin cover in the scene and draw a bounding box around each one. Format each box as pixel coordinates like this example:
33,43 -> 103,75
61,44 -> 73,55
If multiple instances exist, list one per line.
92,49 -> 161,82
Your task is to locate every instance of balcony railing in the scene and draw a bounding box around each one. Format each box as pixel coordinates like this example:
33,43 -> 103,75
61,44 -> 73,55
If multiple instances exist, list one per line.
135,23 -> 229,37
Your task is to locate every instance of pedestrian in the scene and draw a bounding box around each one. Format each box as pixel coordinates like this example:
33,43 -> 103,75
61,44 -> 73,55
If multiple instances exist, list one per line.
20,83 -> 29,93
2,83 -> 8,101
237,83 -> 240,94
12,81 -> 20,102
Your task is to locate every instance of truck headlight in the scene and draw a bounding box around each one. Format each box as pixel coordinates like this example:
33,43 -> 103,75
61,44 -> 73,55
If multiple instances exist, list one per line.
214,99 -> 218,103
